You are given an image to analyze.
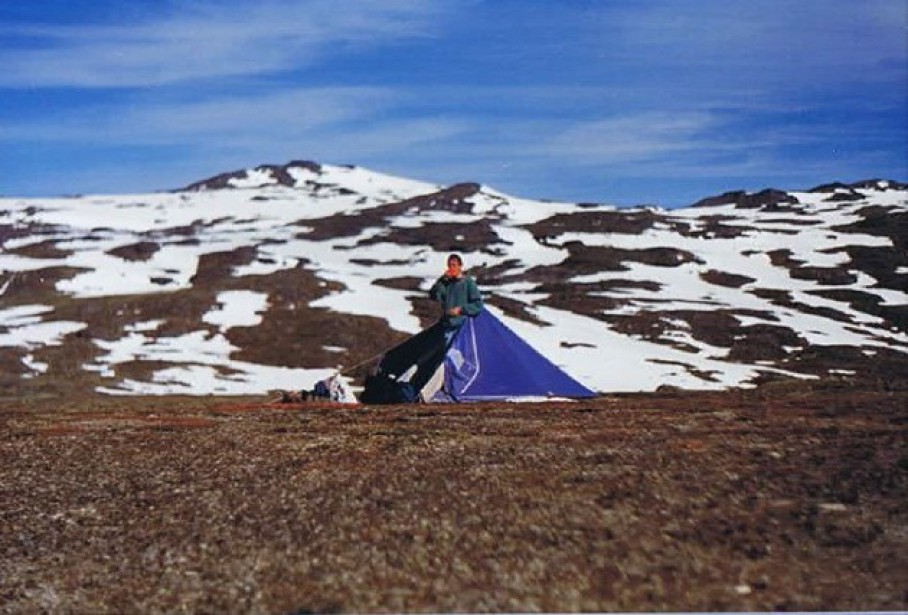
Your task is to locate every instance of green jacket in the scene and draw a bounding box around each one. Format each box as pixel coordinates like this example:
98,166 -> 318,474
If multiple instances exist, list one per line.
429,274 -> 483,329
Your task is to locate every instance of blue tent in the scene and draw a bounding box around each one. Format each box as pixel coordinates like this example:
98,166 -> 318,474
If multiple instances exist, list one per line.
361,310 -> 596,403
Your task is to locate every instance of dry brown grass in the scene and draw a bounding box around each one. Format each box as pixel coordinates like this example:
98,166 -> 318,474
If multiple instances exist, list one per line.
1,383 -> 906,613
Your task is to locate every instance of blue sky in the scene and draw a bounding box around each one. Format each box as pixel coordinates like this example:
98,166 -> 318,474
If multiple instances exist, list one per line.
1,0 -> 905,207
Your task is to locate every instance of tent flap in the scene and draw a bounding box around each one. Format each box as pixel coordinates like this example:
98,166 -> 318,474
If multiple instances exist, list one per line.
362,310 -> 595,404
435,310 -> 595,401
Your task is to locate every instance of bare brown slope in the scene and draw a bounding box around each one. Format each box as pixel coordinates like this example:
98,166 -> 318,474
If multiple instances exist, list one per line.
1,382 -> 905,613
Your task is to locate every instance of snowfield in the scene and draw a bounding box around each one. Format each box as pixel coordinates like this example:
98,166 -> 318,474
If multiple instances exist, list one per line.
1,162 -> 905,395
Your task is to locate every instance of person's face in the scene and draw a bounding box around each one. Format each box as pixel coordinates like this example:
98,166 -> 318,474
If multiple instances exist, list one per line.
447,258 -> 462,274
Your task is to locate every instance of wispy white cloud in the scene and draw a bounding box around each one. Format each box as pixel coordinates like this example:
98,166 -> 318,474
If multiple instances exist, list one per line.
540,112 -> 720,164
0,81 -> 897,198
0,83 -> 474,193
0,0 -> 451,88
1,87 -> 398,143
593,0 -> 907,85
0,0 -> 903,203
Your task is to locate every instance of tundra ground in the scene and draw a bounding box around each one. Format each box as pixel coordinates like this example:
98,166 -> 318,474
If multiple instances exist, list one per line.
1,381 -> 906,613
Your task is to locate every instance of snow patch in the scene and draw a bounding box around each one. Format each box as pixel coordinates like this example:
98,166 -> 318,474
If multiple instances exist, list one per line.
1,167 -> 905,395
0,305 -> 85,349
202,291 -> 269,330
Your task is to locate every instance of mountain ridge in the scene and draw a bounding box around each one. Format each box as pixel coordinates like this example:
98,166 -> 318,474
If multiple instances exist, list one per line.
177,159 -> 906,210
1,161 -> 906,397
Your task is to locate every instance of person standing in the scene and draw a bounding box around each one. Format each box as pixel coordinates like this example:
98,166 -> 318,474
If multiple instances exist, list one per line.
429,253 -> 483,342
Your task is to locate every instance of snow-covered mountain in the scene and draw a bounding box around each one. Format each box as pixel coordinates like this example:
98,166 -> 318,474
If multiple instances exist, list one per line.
1,161 -> 905,396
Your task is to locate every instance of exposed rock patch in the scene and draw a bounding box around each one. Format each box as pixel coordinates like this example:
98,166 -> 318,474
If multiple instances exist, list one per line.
357,219 -> 504,254
180,160 -> 322,191
5,239 -> 73,259
299,184 -> 482,242
106,241 -> 161,262
691,189 -> 800,210
700,269 -> 756,288
523,209 -> 660,239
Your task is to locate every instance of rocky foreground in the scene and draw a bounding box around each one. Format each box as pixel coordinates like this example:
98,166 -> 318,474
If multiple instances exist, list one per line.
1,381 -> 906,613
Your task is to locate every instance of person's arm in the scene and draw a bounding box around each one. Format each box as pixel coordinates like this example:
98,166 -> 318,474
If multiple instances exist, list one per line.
462,276 -> 483,316
429,275 -> 447,302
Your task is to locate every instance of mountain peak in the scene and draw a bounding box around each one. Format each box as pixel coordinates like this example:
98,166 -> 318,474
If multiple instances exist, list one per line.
178,160 -> 324,192
689,188 -> 799,210
806,179 -> 907,201
689,179 -> 908,211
